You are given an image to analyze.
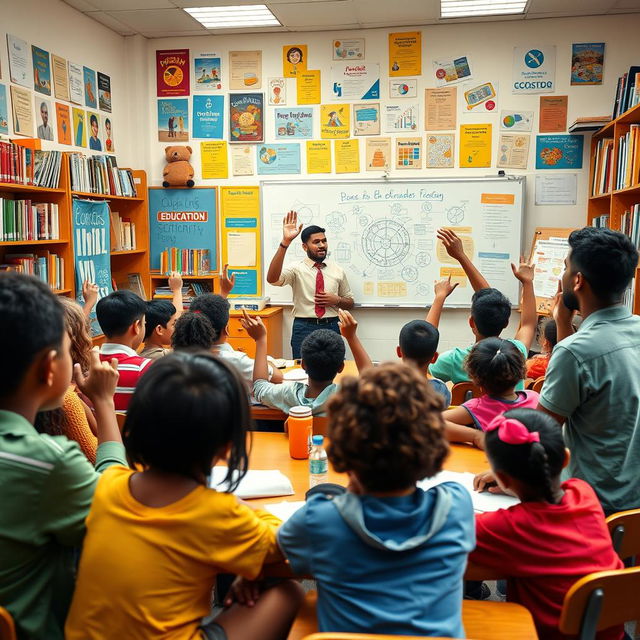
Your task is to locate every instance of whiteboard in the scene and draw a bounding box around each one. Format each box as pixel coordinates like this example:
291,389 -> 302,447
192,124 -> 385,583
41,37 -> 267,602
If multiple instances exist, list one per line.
261,177 -> 525,307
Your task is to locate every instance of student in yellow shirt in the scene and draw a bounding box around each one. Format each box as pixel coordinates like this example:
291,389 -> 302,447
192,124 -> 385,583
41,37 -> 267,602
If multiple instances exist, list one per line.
65,352 -> 303,640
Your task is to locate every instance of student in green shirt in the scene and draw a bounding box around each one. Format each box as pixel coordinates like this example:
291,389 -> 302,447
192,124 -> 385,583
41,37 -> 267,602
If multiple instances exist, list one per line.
429,228 -> 537,391
0,272 -> 127,640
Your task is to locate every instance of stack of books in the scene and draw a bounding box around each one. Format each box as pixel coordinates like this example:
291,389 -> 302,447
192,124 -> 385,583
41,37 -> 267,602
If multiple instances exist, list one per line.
0,141 -> 61,188
0,199 -> 59,241
68,153 -> 137,197
159,248 -> 211,276
153,280 -> 213,309
109,210 -> 136,251
592,214 -> 610,229
621,203 -> 640,248
612,66 -> 640,119
0,251 -> 64,289
591,138 -> 614,195
615,124 -> 640,190
568,116 -> 610,133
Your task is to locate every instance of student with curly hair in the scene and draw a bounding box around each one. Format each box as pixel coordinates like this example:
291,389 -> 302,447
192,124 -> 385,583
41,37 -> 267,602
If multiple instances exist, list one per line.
277,363 -> 475,637
171,311 -> 216,351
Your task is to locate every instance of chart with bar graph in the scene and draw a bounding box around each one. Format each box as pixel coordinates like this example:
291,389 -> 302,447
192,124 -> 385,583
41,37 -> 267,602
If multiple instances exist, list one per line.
384,103 -> 419,132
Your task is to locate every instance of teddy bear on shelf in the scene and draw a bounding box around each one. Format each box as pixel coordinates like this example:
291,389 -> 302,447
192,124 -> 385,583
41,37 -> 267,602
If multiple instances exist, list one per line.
163,145 -> 195,188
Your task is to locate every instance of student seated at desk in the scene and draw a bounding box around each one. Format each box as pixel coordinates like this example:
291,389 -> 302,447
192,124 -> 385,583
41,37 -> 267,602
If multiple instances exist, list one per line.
65,352 -> 303,640
172,310 -> 217,351
277,363 -> 475,637
469,410 -> 624,640
430,229 -> 537,391
443,338 -> 539,448
525,318 -> 560,380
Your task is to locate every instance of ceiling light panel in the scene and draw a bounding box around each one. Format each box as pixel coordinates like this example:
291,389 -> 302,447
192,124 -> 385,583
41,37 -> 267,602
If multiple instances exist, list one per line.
441,0 -> 528,18
184,4 -> 281,27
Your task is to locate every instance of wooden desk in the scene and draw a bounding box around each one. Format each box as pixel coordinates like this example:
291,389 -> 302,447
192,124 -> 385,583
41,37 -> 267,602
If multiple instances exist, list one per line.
228,306 -> 283,358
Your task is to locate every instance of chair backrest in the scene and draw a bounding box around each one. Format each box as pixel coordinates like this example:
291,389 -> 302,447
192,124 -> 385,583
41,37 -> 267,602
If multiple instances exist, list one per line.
450,382 -> 482,406
606,508 -> 640,561
312,416 -> 329,436
0,607 -> 16,640
531,376 -> 545,393
302,634 -> 460,640
116,412 -> 127,432
559,567 -> 640,638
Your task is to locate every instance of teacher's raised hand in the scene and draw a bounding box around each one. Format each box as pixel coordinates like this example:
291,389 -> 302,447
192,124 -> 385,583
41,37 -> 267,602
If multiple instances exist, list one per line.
281,210 -> 303,247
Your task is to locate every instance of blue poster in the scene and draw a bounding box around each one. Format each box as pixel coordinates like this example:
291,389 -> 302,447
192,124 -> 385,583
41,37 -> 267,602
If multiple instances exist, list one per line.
535,135 -> 584,170
274,108 -> 313,139
83,66 -> 97,108
148,188 -> 218,271
157,99 -> 189,142
194,56 -> 222,90
0,85 -> 8,135
72,199 -> 112,335
228,269 -> 257,295
32,46 -> 51,96
256,143 -> 301,175
193,95 -> 224,139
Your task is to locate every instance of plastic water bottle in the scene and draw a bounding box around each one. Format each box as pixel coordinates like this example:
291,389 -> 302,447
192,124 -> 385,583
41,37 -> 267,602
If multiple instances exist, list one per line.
309,435 -> 328,487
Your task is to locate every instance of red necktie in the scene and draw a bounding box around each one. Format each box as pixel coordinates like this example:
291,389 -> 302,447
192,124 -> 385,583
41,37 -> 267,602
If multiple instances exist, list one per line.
314,263 -> 325,318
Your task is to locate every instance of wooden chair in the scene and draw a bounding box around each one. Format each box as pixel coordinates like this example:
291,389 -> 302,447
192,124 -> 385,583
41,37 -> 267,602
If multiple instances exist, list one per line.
559,567 -> 640,639
606,508 -> 640,561
531,376 -> 545,393
116,412 -> 127,432
450,382 -> 482,406
0,607 -> 16,640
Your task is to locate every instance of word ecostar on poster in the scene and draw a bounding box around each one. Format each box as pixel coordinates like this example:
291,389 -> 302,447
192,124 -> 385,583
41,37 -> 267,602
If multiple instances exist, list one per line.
512,46 -> 556,94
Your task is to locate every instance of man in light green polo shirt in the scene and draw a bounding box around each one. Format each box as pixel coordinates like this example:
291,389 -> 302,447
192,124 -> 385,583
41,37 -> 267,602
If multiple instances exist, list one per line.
0,273 -> 127,639
539,227 -> 640,514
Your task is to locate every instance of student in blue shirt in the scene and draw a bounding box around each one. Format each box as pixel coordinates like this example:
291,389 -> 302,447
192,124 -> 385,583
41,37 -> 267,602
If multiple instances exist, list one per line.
277,363 -> 475,637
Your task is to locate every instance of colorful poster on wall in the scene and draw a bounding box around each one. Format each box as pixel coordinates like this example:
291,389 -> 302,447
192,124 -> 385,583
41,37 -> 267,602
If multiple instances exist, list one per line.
68,62 -> 84,105
320,104 -> 350,138
432,55 -> 472,86
72,107 -> 86,147
274,107 -> 313,139
56,102 -> 71,144
335,139 -> 360,173
571,43 -> 604,85
10,85 -> 34,137
229,50 -> 262,90
333,38 -> 365,61
32,46 -> 51,96
297,70 -> 321,104
388,32 -> 421,76
83,66 -> 97,108
97,72 -> 111,112
193,95 -> 224,139
353,103 -> 380,136
396,137 -> 422,169
500,109 -> 533,131
256,143 -> 301,175
51,55 -> 69,102
283,45 -> 307,77
539,96 -> 568,132
230,145 -> 254,176
331,63 -> 379,100
0,85 -> 8,135
426,134 -> 454,168
425,88 -> 456,130
156,49 -> 190,97
268,77 -> 287,105
35,97 -> 54,141
512,46 -> 556,94
459,124 -> 492,168
7,35 -> 31,88
384,103 -> 419,132
148,187 -> 218,272
157,99 -> 189,142
220,186 -> 261,297
365,137 -> 391,171
535,135 -> 583,169
229,93 -> 263,143
497,134 -> 530,169
307,140 -> 331,173
389,79 -> 417,98
201,141 -> 228,179
194,53 -> 222,91
104,116 -> 114,152
461,80 -> 498,112
73,199 -> 112,336
87,111 -> 103,151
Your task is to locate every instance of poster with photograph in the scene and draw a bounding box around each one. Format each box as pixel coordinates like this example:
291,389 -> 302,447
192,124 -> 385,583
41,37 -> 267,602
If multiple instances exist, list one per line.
389,79 -> 417,98
257,143 -> 301,175
68,62 -> 84,105
157,98 -> 189,142
353,103 -> 380,136
268,77 -> 287,105
194,54 -> 222,91
512,46 -> 556,94
0,85 -> 8,135
432,55 -> 472,86
52,54 -> 69,102
83,67 -> 97,108
193,95 -> 224,139
32,46 -> 51,95
7,34 -> 31,88
331,63 -> 379,100
229,93 -> 263,143
535,135 -> 583,169
156,49 -> 190,96
56,102 -> 71,144
320,104 -> 350,138
388,32 -> 421,76
333,38 -> 365,60
571,43 -> 604,85
87,111 -> 102,151
230,51 -> 262,90
282,45 -> 307,77
426,134 -> 454,168
97,72 -> 111,112
34,96 -> 54,141
103,116 -> 114,152
72,107 -> 86,147
274,107 -> 313,139
10,85 -> 34,137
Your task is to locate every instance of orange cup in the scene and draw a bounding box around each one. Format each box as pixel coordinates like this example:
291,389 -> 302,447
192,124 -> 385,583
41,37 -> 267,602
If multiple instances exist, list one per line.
286,406 -> 312,459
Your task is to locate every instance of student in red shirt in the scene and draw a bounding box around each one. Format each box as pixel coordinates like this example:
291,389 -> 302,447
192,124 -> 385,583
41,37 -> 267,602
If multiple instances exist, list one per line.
96,291 -> 151,411
468,409 -> 624,640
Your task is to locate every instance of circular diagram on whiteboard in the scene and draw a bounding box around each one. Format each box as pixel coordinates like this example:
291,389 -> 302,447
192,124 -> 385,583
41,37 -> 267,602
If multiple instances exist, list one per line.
362,219 -> 410,268
446,204 -> 466,225
415,252 -> 432,267
401,266 -> 418,282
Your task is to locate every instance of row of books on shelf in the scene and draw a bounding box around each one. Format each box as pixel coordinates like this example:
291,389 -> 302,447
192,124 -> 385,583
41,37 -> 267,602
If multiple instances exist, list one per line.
612,66 -> 640,119
110,211 -> 136,251
591,138 -> 614,196
69,153 -> 137,197
592,214 -> 610,229
0,251 -> 64,290
621,204 -> 640,248
615,125 -> 640,191
153,281 -> 213,309
159,248 -> 212,276
0,141 -> 62,189
0,199 -> 59,242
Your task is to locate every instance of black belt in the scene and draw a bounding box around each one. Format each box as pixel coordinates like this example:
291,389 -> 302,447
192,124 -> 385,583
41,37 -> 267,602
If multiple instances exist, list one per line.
295,316 -> 339,324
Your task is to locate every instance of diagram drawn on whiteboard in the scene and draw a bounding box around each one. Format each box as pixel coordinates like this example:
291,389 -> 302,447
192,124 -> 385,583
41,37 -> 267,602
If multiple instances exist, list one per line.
362,219 -> 411,268
446,203 -> 467,225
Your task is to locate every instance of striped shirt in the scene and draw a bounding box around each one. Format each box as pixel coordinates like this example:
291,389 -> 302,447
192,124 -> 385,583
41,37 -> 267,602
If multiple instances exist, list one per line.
99,343 -> 152,411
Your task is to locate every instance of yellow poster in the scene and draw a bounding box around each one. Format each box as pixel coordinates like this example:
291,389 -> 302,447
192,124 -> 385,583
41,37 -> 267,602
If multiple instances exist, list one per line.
297,70 -> 321,105
335,139 -> 360,173
307,140 -> 331,173
71,107 -> 86,147
283,45 -> 307,77
459,124 -> 492,168
201,141 -> 228,179
220,185 -> 260,217
388,31 -> 422,77
320,104 -> 350,139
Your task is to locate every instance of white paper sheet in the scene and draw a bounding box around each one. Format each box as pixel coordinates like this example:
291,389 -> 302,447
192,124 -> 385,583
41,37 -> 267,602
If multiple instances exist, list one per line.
535,174 -> 578,205
264,500 -> 306,521
226,232 -> 257,267
210,467 -> 294,499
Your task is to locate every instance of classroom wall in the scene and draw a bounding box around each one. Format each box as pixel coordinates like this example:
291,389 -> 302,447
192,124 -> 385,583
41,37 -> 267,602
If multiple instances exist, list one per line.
1,0 -> 134,166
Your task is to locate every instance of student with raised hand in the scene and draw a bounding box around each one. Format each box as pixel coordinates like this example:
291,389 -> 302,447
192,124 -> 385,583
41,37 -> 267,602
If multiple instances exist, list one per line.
0,272 -> 126,640
468,409 -> 624,640
336,309 -> 372,372
442,338 -> 540,448
538,227 -> 640,514
277,363 -> 475,637
65,352 -> 303,640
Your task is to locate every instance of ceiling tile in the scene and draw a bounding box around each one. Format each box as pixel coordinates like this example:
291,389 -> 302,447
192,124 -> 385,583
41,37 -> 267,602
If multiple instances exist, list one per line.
62,0 -> 103,11
90,0 -> 175,9
104,7 -> 204,31
527,0 -> 616,13
84,10 -> 138,34
269,1 -> 357,28
355,0 -> 439,24
610,0 -> 640,9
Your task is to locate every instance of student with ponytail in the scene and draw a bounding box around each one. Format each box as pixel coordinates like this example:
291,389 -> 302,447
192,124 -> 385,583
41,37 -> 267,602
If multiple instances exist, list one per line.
467,409 -> 624,640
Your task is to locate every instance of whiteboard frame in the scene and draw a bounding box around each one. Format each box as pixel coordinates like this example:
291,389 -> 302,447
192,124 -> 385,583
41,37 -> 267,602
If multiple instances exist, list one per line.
260,176 -> 526,309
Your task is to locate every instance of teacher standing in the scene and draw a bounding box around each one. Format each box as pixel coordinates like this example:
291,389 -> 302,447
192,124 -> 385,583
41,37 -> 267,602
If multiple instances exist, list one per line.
267,210 -> 354,359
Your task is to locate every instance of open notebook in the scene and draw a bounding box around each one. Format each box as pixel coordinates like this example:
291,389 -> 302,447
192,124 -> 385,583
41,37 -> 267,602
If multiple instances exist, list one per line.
210,467 -> 294,499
